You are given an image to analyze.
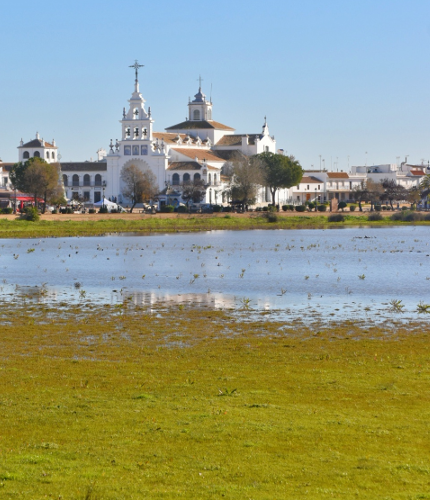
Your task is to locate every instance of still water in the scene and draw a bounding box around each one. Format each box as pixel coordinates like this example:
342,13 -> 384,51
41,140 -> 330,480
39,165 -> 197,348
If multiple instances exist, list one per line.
1,226 -> 430,322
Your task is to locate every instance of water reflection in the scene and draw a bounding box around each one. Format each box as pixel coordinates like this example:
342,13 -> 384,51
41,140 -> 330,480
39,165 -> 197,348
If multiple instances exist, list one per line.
1,226 -> 429,323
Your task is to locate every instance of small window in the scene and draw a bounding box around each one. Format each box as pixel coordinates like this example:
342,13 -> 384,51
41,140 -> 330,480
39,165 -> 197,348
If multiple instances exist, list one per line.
183,173 -> 190,183
265,146 -> 269,152
72,174 -> 79,187
307,185 -> 309,190
124,146 -> 131,155
132,145 -> 139,156
134,127 -> 139,138
318,185 -> 320,190
63,175 -> 68,186
193,109 -> 200,120
52,152 -> 55,159
142,128 -> 147,138
34,151 -> 40,158
194,173 -> 201,181
83,191 -> 90,202
95,174 -> 102,186
214,174 -> 217,184
23,151 -> 30,159
172,173 -> 180,185
141,145 -> 148,155
46,152 -> 50,159
83,174 -> 90,186
126,127 -> 131,138
208,173 -> 212,185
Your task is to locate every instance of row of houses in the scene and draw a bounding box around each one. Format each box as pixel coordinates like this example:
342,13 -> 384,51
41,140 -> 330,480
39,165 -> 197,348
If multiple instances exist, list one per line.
0,64 -> 428,207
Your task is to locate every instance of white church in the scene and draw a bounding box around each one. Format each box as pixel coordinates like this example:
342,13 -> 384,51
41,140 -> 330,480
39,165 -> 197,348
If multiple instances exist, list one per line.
59,63 -> 277,207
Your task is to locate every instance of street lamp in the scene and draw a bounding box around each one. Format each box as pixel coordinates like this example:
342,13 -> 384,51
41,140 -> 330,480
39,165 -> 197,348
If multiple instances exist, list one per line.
315,188 -> 318,211
102,181 -> 106,209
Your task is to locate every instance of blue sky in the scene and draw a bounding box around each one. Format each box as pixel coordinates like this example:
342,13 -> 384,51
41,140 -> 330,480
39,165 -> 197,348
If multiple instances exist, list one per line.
1,0 -> 429,170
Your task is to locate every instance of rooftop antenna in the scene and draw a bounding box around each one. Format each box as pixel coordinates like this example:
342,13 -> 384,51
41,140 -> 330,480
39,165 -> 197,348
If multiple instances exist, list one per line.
210,83 -> 212,103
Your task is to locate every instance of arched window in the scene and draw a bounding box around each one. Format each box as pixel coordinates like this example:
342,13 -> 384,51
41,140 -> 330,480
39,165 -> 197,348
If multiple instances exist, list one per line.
63,175 -> 68,186
183,173 -> 190,183
194,173 -> 201,181
46,152 -> 50,159
208,173 -> 212,185
34,151 -> 40,158
142,128 -> 147,138
84,174 -> 90,186
134,127 -> 139,138
72,174 -> 79,187
23,151 -> 29,159
52,152 -> 55,159
208,109 -> 212,120
95,174 -> 102,186
214,174 -> 217,185
193,109 -> 200,120
172,173 -> 180,185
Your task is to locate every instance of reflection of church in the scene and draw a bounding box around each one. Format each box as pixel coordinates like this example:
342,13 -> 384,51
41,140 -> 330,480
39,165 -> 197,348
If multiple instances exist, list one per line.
0,63 -> 278,206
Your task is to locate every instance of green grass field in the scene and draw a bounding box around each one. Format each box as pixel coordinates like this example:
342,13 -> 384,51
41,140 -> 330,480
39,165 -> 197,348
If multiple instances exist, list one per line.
0,212 -> 427,238
1,301 -> 429,499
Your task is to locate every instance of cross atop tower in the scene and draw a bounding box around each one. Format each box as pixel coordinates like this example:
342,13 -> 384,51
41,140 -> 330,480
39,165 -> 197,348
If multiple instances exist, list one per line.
129,60 -> 144,83
197,75 -> 203,89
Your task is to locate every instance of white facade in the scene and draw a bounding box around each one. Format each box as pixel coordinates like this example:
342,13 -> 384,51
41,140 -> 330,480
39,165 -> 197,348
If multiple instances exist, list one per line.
18,133 -> 58,164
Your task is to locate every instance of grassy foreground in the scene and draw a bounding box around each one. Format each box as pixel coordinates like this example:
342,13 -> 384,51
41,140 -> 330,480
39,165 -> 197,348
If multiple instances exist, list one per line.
1,301 -> 429,499
0,212 -> 427,238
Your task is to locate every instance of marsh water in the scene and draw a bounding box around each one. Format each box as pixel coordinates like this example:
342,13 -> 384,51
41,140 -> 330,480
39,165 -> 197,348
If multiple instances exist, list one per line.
1,226 -> 430,323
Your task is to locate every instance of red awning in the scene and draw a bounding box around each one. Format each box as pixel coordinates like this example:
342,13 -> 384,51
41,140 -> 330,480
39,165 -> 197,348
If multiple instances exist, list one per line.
15,196 -> 45,203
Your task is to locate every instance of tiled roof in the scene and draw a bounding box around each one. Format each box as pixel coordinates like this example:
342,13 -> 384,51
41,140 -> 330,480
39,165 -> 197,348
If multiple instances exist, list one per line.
170,148 -> 224,163
410,169 -> 425,176
20,139 -> 57,149
166,120 -> 235,131
301,176 -> 323,184
0,163 -> 14,172
167,162 -> 202,171
327,172 -> 349,178
216,134 -> 258,146
153,132 -> 189,144
61,162 -> 107,172
212,149 -> 248,161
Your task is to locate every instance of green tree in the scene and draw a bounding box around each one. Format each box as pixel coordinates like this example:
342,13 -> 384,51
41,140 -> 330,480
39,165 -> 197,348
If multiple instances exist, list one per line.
255,152 -> 303,210
10,157 -> 61,213
225,156 -> 264,209
366,179 -> 384,211
121,164 -> 158,212
352,181 -> 367,211
380,179 -> 408,209
181,179 -> 207,205
407,186 -> 421,207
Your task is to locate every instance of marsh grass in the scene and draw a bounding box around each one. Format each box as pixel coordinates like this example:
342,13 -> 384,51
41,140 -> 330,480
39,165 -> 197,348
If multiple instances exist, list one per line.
0,213 -> 428,238
0,301 -> 429,498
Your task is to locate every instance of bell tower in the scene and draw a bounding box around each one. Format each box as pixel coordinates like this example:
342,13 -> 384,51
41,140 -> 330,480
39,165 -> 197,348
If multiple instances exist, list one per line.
188,77 -> 213,121
120,61 -> 154,141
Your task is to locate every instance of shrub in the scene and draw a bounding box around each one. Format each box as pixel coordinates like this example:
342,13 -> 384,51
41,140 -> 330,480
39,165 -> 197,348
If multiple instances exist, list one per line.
425,213 -> 430,221
177,205 -> 188,213
268,205 -> 277,213
391,212 -> 403,221
349,205 -> 357,211
404,212 -> 424,222
223,206 -> 232,212
317,205 -> 327,212
66,207 -> 74,214
110,209 -> 118,214
374,205 -> 382,211
51,209 -> 58,214
328,213 -> 345,222
401,206 -> 408,211
212,205 -> 222,212
1,207 -> 13,214
295,205 -> 306,212
288,204 -> 295,211
368,212 -> 383,221
266,212 -> 278,223
160,205 -> 174,213
282,205 -> 288,212
89,209 -> 96,214
262,206 -> 268,212
308,202 -> 315,211
99,206 -> 108,214
23,206 -> 40,222
338,201 -> 347,211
